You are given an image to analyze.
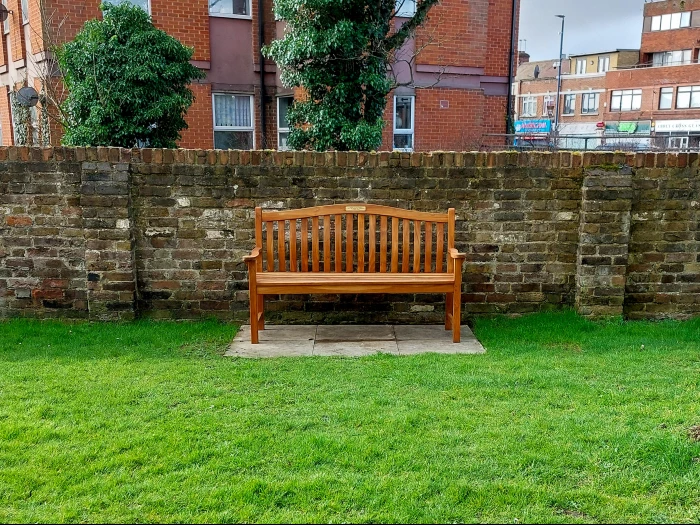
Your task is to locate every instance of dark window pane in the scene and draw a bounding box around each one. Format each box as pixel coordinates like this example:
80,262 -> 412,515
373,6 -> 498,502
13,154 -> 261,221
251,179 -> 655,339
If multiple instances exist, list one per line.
215,131 -> 253,150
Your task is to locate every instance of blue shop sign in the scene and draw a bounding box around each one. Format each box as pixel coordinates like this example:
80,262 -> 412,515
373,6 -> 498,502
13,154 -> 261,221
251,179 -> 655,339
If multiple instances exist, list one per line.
514,119 -> 552,134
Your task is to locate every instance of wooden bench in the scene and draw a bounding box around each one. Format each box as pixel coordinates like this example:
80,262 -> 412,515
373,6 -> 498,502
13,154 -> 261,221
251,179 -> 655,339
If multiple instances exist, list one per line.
243,204 -> 466,344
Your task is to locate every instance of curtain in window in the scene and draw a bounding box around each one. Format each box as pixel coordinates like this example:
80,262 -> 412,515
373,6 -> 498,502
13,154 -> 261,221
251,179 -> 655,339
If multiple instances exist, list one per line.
215,95 -> 252,128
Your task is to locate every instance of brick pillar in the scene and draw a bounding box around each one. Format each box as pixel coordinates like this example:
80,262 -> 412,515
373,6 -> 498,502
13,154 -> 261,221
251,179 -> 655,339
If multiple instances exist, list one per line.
81,148 -> 137,320
575,168 -> 633,317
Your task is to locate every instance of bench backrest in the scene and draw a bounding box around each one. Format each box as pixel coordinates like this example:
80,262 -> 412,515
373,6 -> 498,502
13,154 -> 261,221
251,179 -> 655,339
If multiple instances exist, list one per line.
254,204 -> 457,274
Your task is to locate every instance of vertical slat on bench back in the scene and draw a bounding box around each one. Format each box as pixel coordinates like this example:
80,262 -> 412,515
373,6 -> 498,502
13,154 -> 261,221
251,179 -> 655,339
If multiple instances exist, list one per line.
255,208 -> 263,272
335,214 -> 342,272
425,221 -> 433,273
324,215 -> 331,272
358,214 -> 365,273
289,220 -> 297,272
391,217 -> 399,273
346,214 -> 354,273
413,220 -> 421,273
301,218 -> 308,272
436,222 -> 444,273
380,216 -> 388,273
266,221 -> 274,272
448,208 -> 455,273
312,216 -> 320,272
402,219 -> 410,272
369,215 -> 376,273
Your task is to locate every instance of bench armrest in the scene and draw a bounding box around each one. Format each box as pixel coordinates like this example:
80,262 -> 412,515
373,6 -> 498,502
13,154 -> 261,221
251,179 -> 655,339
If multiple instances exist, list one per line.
449,248 -> 467,260
243,247 -> 262,264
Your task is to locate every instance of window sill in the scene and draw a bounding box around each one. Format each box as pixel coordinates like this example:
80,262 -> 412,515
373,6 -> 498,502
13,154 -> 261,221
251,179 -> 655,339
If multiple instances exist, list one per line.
209,13 -> 252,20
581,112 -> 599,116
562,113 -> 576,117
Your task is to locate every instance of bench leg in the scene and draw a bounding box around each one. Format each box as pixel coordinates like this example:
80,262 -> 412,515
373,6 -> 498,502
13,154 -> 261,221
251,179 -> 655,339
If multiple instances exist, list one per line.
250,292 -> 259,345
453,263 -> 462,344
445,293 -> 453,330
453,291 -> 461,344
258,294 -> 265,330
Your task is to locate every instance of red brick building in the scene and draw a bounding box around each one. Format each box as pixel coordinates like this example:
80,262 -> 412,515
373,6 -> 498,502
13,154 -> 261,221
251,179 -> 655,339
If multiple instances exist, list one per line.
514,0 -> 700,151
0,0 -> 519,151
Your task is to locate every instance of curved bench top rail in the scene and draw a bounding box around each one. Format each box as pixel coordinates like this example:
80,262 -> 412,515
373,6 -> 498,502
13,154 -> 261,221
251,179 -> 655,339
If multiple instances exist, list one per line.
259,204 -> 451,223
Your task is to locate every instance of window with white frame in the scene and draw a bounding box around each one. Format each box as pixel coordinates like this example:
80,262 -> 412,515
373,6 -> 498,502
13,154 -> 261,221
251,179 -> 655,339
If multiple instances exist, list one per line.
2,0 -> 9,33
21,0 -> 29,23
277,96 -> 293,151
393,95 -> 414,151
209,0 -> 251,17
651,12 -> 691,31
581,93 -> 599,114
213,93 -> 254,150
652,50 -> 692,67
610,89 -> 642,112
542,95 -> 554,116
395,0 -> 416,17
521,96 -> 536,117
575,59 -> 587,75
676,85 -> 700,109
563,94 -> 576,115
598,56 -> 610,73
111,0 -> 150,13
659,87 -> 673,109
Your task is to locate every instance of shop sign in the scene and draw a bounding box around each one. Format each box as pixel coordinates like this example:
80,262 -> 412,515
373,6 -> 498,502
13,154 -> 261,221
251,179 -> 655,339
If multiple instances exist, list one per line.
514,119 -> 551,134
604,121 -> 651,134
654,120 -> 700,133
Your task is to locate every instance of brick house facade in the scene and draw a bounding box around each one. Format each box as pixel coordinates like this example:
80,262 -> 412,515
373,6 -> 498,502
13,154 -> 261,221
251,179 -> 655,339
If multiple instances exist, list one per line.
0,0 -> 519,152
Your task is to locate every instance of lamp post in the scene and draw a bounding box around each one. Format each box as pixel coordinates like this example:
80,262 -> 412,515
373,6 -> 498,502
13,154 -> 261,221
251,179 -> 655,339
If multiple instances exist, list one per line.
553,15 -> 566,143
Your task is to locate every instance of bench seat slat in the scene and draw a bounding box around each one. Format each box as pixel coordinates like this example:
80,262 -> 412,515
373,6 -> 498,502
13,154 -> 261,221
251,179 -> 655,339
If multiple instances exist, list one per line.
257,273 -> 455,295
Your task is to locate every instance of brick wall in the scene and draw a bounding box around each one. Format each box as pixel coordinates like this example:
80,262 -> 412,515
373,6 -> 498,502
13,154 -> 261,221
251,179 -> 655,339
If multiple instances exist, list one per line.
1,147 -> 698,322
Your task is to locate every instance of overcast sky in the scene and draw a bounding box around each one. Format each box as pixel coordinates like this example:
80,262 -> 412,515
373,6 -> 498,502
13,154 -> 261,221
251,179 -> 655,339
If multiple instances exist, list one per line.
519,0 -> 645,61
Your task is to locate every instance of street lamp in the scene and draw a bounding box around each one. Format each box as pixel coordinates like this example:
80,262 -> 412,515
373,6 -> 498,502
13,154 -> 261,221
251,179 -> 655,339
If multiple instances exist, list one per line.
553,15 -> 566,142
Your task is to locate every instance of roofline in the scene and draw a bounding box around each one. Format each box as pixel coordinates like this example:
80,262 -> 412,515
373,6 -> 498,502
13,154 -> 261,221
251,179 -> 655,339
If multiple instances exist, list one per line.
568,49 -> 640,58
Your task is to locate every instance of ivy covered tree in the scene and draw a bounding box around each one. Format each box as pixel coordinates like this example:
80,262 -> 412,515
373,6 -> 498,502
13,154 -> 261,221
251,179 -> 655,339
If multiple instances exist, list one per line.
56,2 -> 205,148
264,0 -> 438,151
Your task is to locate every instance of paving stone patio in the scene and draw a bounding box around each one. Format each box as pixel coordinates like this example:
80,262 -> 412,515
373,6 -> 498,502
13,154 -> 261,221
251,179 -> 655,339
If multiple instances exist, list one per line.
225,325 -> 486,358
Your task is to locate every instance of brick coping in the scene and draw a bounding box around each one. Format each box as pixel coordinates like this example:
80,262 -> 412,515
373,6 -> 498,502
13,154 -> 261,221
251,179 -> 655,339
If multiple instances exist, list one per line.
0,146 -> 695,170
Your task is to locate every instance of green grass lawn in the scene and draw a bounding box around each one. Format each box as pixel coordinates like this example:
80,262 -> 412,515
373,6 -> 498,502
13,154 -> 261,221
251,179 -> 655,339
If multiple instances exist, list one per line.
1,311 -> 699,524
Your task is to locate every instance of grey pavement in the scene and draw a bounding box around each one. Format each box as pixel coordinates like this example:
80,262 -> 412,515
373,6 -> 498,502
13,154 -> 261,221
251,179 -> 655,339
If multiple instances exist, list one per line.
226,324 -> 485,358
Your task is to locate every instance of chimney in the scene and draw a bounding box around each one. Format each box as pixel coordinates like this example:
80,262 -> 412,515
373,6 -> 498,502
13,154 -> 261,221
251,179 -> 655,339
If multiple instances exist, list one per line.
518,51 -> 530,67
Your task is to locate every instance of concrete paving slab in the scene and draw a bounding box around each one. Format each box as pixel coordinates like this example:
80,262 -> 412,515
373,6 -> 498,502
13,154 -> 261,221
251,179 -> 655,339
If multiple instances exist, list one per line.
315,324 -> 394,342
313,340 -> 399,357
226,324 -> 485,358
225,340 -> 314,358
394,324 -> 478,342
237,325 -> 317,342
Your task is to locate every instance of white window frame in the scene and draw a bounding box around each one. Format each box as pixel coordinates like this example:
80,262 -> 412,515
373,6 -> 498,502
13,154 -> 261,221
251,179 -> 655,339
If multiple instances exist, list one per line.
208,0 -> 253,19
659,87 -> 673,110
395,0 -> 416,17
676,85 -> 700,109
542,95 -> 554,116
212,93 -> 255,150
277,96 -> 293,151
598,56 -> 610,73
563,94 -> 576,115
110,0 -> 151,15
611,89 -> 642,112
575,59 -> 587,75
393,95 -> 415,152
581,93 -> 599,115
2,0 -> 9,34
521,96 -> 536,117
20,0 -> 29,23
653,12 -> 691,31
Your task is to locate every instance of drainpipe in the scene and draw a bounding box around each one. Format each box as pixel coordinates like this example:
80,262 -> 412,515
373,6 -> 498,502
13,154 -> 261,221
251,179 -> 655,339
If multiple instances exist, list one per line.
258,0 -> 267,149
506,0 -> 518,136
